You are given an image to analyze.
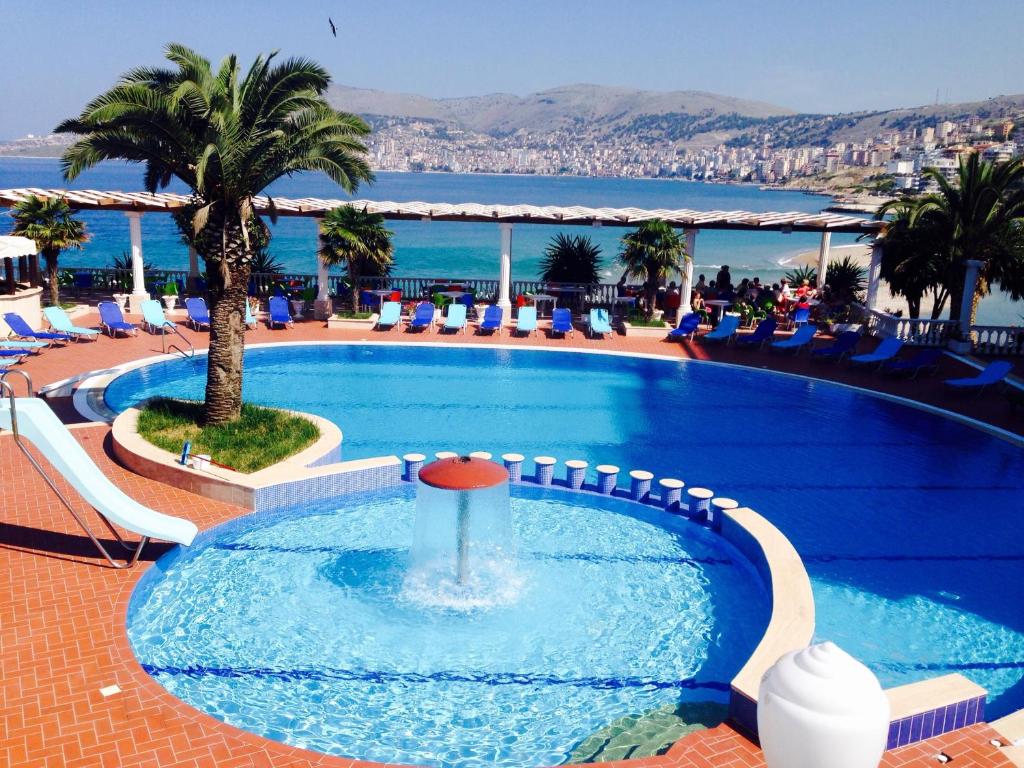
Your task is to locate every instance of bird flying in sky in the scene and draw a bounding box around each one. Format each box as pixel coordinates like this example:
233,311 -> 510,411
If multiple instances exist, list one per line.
329,17 -> 337,37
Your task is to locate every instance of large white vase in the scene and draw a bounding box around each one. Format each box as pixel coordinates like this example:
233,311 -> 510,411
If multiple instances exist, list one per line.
758,642 -> 890,768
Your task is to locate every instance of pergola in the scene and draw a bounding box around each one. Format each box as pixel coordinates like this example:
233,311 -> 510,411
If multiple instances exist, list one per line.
0,188 -> 887,314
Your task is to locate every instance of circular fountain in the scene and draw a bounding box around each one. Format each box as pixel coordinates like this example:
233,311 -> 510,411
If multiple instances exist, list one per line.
405,456 -> 520,610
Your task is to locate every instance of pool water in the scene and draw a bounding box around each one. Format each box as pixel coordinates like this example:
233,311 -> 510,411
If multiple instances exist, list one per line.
108,344 -> 1024,719
128,485 -> 768,768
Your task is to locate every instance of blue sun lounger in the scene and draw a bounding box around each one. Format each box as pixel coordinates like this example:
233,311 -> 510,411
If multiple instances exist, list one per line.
141,299 -> 176,334
3,312 -> 71,344
736,316 -> 777,349
883,348 -> 942,378
268,296 -> 293,328
771,323 -> 816,353
442,303 -> 468,334
944,360 -> 1013,393
98,301 -> 138,337
407,302 -> 435,332
551,308 -> 574,338
375,301 -> 402,330
848,337 -> 904,368
667,312 -> 702,341
185,297 -> 211,331
477,305 -> 503,335
516,306 -> 538,337
0,340 -> 46,353
244,301 -> 258,329
587,308 -> 613,339
811,331 -> 860,362
0,349 -> 29,360
700,314 -> 740,344
43,306 -> 100,341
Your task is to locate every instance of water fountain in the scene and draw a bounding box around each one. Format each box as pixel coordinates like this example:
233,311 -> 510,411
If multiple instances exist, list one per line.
404,456 -> 521,610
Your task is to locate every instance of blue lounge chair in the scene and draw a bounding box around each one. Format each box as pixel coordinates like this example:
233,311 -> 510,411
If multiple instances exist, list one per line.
736,317 -> 777,349
441,303 -> 468,334
43,306 -> 100,341
0,349 -> 30,360
477,305 -> 503,335
268,296 -> 293,329
376,301 -> 402,331
667,312 -> 702,341
97,301 -> 138,337
550,308 -> 574,338
3,312 -> 71,344
700,314 -> 740,344
408,302 -> 436,332
811,331 -> 860,362
849,337 -> 904,368
516,306 -> 538,337
588,308 -> 613,339
185,297 -> 211,331
771,324 -> 817,353
0,340 -> 46,353
883,348 -> 942,378
244,301 -> 258,329
140,299 -> 176,334
944,361 -> 1013,394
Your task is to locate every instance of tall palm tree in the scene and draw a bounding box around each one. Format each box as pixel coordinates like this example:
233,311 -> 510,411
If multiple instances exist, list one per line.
9,195 -> 88,306
319,205 -> 394,312
879,155 -> 1024,325
619,220 -> 687,320
55,43 -> 373,424
876,201 -> 951,319
538,233 -> 602,284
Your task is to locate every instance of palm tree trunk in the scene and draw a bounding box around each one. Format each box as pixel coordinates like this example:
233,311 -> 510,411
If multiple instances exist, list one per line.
644,278 -> 657,321
44,251 -> 60,306
907,295 -> 921,319
350,262 -> 361,313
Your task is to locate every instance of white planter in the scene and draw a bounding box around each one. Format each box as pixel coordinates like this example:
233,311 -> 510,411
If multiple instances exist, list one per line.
290,299 -> 305,317
326,314 -> 378,331
621,321 -> 667,338
112,293 -> 129,312
162,295 -> 178,311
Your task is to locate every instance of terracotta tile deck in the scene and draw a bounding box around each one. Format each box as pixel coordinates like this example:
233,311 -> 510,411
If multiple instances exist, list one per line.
0,309 -> 1020,767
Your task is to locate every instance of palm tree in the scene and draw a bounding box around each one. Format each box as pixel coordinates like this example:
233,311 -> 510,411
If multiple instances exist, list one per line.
319,205 -> 394,312
876,201 -> 951,319
9,195 -> 88,307
538,233 -> 602,284
879,155 -> 1024,325
824,255 -> 866,304
56,43 -> 373,424
619,220 -> 687,320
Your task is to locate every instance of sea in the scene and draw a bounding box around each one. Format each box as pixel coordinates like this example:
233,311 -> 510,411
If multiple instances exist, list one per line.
1,157 -> 1018,324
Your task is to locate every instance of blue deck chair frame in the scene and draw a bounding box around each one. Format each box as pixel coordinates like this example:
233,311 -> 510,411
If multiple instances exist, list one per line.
667,312 -> 701,341
407,302 -> 436,332
42,306 -> 100,341
736,317 -> 777,349
3,312 -> 71,345
98,301 -> 138,337
375,301 -> 402,331
550,308 -> 574,338
477,305 -> 503,336
185,298 -> 211,331
883,348 -> 942,378
770,324 -> 816,354
944,360 -> 1013,395
516,306 -> 538,337
268,296 -> 293,329
441,304 -> 468,334
588,308 -> 613,339
848,337 -> 904,368
810,331 -> 860,362
700,314 -> 740,344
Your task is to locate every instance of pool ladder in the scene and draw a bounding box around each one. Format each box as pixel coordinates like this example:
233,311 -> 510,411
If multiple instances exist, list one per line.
159,322 -> 195,360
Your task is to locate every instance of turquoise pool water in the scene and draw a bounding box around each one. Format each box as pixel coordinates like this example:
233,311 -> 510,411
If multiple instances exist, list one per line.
108,344 -> 1024,723
128,485 -> 768,767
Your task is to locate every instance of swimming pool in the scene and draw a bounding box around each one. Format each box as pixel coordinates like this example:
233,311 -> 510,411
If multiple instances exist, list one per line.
128,484 -> 768,767
107,343 -> 1024,719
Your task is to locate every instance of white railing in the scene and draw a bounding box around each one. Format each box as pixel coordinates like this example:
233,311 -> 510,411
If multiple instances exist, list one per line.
971,325 -> 1024,356
863,308 -> 956,347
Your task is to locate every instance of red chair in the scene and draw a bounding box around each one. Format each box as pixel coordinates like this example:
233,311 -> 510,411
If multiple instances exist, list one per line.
516,294 -> 527,308
390,290 -> 401,302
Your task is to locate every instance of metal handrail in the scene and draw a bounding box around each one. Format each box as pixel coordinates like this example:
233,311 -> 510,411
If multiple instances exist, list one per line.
159,322 -> 196,359
0,378 -> 148,568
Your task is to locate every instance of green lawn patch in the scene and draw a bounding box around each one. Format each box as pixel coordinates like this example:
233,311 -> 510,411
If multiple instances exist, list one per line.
626,314 -> 668,328
334,310 -> 374,319
136,398 -> 319,473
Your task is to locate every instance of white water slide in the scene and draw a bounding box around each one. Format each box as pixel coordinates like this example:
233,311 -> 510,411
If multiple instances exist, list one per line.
1,376 -> 198,567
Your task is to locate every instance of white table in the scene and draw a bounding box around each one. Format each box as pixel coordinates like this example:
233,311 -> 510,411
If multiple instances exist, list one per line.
528,293 -> 556,316
705,299 -> 733,321
369,289 -> 393,310
439,290 -> 466,302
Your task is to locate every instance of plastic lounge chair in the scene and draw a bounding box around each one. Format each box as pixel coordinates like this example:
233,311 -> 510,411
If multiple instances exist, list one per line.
700,314 -> 740,344
848,337 -> 904,368
477,305 -> 503,335
408,302 -> 436,332
3,312 -> 71,344
667,312 -> 701,341
770,324 -> 817,353
0,340 -> 47,352
97,301 -> 138,337
550,308 -> 574,338
883,348 -> 942,378
185,297 -> 211,331
588,308 -> 613,339
140,299 -> 175,334
516,306 -> 538,337
268,296 -> 293,329
42,306 -> 100,341
441,304 -> 468,334
811,331 -> 861,362
376,301 -> 402,330
244,301 -> 258,329
736,317 -> 778,349
0,349 -> 29,360
789,307 -> 811,329
944,361 -> 1013,393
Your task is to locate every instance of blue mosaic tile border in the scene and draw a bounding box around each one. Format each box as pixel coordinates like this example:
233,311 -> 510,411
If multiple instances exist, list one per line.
254,461 -> 402,512
886,694 -> 985,750
306,444 -> 343,468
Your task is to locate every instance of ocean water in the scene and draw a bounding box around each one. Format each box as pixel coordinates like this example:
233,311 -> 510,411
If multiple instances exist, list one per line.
1,157 -> 1019,324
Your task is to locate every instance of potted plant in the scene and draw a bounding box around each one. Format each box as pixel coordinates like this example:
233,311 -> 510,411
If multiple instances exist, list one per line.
162,280 -> 178,311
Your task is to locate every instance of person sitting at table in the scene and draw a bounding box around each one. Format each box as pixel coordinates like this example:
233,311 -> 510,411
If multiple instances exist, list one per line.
704,280 -> 718,301
694,274 -> 707,295
664,281 -> 681,316
690,290 -> 705,313
796,278 -> 813,298
793,294 -> 811,313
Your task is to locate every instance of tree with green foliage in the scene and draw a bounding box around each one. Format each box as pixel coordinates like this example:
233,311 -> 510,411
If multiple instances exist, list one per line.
538,233 -> 602,284
783,264 -> 817,286
319,206 -> 394,312
619,220 -> 687,321
57,43 -> 373,424
823,255 -> 866,304
876,202 -> 951,319
9,195 -> 88,306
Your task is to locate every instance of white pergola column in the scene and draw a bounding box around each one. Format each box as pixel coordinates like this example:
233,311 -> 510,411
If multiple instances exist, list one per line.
124,211 -> 149,314
816,231 -> 831,288
865,239 -> 884,312
958,259 -> 983,337
680,228 -> 698,324
313,217 -> 332,320
497,222 -> 513,314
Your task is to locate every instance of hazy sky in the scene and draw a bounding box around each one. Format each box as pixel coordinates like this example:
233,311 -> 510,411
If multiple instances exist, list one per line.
2,0 -> 1022,138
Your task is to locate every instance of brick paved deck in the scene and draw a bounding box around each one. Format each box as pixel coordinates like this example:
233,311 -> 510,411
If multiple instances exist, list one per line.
0,309 -> 1019,767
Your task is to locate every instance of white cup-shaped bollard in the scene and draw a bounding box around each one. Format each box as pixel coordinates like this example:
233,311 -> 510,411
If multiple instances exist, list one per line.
469,451 -> 493,461
758,642 -> 890,768
435,451 -> 458,460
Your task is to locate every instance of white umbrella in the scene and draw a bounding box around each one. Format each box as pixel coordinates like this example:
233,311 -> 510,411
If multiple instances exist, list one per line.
0,236 -> 37,260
